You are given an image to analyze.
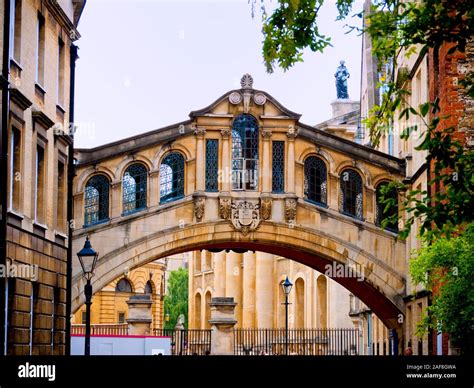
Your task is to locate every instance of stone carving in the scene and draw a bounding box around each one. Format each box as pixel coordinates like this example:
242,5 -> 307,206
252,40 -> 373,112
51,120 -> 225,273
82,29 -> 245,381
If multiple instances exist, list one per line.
219,197 -> 232,220
220,128 -> 231,139
240,73 -> 253,89
230,200 -> 261,236
243,92 -> 251,113
260,197 -> 272,220
194,127 -> 206,137
285,197 -> 297,224
175,314 -> 185,330
286,124 -> 298,138
261,128 -> 272,139
335,60 -> 350,99
229,92 -> 242,105
194,196 -> 205,222
253,92 -> 267,105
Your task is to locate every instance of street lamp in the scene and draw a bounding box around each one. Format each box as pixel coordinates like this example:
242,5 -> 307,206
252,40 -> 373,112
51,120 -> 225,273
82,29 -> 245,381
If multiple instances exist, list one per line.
281,276 -> 293,356
76,236 -> 99,356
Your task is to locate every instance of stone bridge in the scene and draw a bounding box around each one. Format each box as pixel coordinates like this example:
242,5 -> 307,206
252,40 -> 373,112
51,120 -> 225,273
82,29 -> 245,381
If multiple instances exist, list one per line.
72,74 -> 407,330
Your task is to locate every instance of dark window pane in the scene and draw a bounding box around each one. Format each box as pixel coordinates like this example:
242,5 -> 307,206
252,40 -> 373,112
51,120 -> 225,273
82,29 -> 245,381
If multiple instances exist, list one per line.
340,169 -> 363,219
304,156 -> 327,205
123,163 -> 148,214
272,141 -> 285,193
205,140 -> 219,192
84,175 -> 110,226
160,152 -> 185,203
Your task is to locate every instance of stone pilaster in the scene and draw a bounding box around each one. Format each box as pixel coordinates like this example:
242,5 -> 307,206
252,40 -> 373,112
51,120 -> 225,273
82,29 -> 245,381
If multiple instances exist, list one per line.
286,126 -> 298,194
194,127 -> 206,192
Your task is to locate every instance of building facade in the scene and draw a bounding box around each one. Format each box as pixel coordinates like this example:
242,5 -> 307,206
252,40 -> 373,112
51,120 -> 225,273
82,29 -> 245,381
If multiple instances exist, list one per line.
189,249 -> 354,330
0,0 -> 85,355
358,0 -> 474,355
73,261 -> 166,330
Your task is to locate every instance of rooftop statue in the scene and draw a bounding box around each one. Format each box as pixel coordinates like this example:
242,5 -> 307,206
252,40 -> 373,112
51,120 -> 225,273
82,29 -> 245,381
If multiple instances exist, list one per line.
335,60 -> 350,99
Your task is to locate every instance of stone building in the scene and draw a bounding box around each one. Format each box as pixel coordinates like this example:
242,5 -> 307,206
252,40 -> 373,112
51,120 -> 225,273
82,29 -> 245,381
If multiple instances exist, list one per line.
72,261 -> 166,330
189,250 -> 354,330
0,0 -> 86,355
357,0 -> 474,355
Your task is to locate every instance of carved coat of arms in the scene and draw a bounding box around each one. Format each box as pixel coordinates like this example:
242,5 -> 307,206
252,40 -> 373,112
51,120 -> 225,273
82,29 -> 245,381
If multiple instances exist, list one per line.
231,200 -> 261,236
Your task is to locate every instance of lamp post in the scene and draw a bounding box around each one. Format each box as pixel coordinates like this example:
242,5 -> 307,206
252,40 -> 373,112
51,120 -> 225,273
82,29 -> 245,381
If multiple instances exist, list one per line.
76,237 -> 99,356
281,276 -> 293,356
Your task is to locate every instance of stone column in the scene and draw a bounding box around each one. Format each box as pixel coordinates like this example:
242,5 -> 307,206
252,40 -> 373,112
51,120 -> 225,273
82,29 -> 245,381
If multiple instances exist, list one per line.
126,295 -> 153,335
209,297 -> 237,355
242,251 -> 256,328
261,128 -> 272,193
255,252 -> 274,328
194,127 -> 206,192
286,126 -> 298,194
213,251 -> 226,296
225,251 -> 242,326
220,128 -> 231,192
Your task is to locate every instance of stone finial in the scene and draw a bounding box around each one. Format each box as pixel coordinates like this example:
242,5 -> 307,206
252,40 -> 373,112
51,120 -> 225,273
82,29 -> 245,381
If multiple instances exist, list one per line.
240,73 -> 253,89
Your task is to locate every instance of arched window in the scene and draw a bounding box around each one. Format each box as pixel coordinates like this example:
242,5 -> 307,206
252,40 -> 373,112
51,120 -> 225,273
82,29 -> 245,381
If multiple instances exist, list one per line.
304,156 -> 327,205
122,163 -> 147,214
375,182 -> 398,233
160,152 -> 185,203
232,114 -> 259,190
84,175 -> 110,226
115,278 -> 132,293
144,280 -> 153,294
340,169 -> 363,219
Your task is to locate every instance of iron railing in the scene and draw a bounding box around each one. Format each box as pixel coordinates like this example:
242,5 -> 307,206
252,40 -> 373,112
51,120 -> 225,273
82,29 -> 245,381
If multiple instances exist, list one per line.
153,329 -> 212,355
71,323 -> 129,336
234,328 -> 360,356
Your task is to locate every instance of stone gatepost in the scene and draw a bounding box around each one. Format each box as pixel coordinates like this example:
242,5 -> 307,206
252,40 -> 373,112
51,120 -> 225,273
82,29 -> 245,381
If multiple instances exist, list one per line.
126,294 -> 153,335
209,297 -> 237,355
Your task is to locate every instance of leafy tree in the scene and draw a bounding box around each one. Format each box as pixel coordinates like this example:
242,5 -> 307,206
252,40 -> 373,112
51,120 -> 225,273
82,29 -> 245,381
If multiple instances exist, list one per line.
252,0 -> 474,239
251,0 -> 474,347
409,223 -> 474,352
163,268 -> 188,330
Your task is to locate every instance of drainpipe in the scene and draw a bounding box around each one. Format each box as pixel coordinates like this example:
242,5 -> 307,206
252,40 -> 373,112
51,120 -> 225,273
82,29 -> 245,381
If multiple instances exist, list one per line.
0,0 -> 12,356
65,44 -> 78,355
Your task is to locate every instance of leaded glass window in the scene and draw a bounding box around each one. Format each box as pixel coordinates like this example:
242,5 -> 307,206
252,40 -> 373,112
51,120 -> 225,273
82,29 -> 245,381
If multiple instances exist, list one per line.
160,152 -> 185,203
272,141 -> 285,193
340,169 -> 363,219
375,182 -> 398,233
115,278 -> 132,293
84,175 -> 110,226
304,156 -> 327,205
232,114 -> 259,190
122,163 -> 147,215
205,139 -> 219,192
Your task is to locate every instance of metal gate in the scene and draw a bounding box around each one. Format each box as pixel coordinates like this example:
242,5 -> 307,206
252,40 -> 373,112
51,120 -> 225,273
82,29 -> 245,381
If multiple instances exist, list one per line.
153,329 -> 212,355
234,328 -> 360,355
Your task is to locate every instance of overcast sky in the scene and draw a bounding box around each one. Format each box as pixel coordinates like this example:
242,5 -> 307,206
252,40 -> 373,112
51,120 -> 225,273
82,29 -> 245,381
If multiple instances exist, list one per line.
74,0 -> 364,148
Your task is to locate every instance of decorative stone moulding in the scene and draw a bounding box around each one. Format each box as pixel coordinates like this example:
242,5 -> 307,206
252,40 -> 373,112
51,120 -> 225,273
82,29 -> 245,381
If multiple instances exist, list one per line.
240,73 -> 254,89
229,92 -> 242,105
193,194 -> 206,222
253,93 -> 267,106
260,197 -> 272,221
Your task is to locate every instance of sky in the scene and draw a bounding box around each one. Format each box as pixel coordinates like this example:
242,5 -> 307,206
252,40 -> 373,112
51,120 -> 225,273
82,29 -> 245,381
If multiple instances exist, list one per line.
74,0 -> 364,148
